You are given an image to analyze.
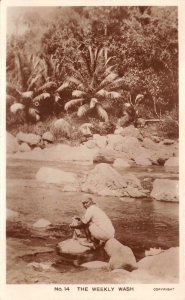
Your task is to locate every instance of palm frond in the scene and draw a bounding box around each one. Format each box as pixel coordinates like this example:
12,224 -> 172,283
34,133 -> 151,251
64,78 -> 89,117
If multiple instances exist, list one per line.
57,82 -> 69,92
105,56 -> 116,67
27,74 -> 42,91
21,91 -> 34,99
98,72 -> 118,90
38,81 -> 57,92
77,104 -> 90,117
72,90 -> 86,97
33,93 -> 50,103
66,76 -> 82,86
96,104 -> 109,122
104,65 -> 117,76
6,94 -> 17,104
107,77 -> 126,90
88,45 -> 95,73
109,91 -> 121,99
96,89 -> 109,98
90,98 -> 98,108
65,98 -> 85,111
6,82 -> 21,96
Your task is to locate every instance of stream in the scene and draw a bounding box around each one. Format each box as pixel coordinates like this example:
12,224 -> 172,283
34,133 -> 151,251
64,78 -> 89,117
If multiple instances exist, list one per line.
6,158 -> 179,283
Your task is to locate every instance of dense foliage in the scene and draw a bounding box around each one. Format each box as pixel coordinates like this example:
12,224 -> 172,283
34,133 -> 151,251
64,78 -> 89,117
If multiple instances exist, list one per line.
7,6 -> 178,129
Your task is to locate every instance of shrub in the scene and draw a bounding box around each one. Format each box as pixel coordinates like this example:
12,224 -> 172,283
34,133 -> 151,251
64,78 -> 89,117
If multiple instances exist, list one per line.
157,116 -> 179,139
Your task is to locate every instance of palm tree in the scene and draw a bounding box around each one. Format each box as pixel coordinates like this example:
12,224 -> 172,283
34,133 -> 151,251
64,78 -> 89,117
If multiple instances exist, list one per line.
59,45 -> 125,122
7,50 -> 63,121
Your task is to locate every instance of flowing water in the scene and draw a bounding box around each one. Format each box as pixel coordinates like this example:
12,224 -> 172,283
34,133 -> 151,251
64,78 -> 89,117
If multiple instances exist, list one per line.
6,158 -> 179,283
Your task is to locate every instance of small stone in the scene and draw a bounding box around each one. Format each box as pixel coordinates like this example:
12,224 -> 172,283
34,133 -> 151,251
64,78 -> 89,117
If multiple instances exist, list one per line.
113,158 -> 131,168
163,139 -> 175,145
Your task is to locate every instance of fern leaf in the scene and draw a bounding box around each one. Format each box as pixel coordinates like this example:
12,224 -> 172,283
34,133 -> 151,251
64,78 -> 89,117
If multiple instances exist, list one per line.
107,78 -> 126,90
33,93 -> 50,103
88,45 -> 95,73
96,104 -> 109,122
77,104 -> 90,117
65,98 -> 85,111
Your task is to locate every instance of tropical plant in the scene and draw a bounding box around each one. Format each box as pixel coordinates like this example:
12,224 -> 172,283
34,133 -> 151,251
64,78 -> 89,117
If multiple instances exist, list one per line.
62,45 -> 126,122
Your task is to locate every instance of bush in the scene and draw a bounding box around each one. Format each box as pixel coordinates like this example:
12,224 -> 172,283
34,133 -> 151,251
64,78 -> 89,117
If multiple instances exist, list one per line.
157,117 -> 179,139
90,117 -> 117,135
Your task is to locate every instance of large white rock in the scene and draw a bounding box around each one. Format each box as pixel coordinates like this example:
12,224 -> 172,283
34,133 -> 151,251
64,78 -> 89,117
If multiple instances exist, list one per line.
114,136 -> 141,155
16,132 -> 41,146
79,123 -> 93,137
107,134 -> 124,149
19,142 -> 31,152
81,163 -> 127,194
42,131 -> 54,142
138,247 -> 179,279
119,125 -> 142,139
113,158 -> 131,168
36,167 -> 79,185
151,179 -> 179,202
6,132 -> 19,153
93,134 -> 107,148
57,238 -> 90,255
12,144 -> 97,164
51,118 -> 72,138
104,238 -> 137,271
164,157 -> 179,167
81,163 -> 146,198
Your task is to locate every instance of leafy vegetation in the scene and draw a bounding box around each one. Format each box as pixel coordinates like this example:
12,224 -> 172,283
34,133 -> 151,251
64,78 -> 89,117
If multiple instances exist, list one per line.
7,6 -> 178,135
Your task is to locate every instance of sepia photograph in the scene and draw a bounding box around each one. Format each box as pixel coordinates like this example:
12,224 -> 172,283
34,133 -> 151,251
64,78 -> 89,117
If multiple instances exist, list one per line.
4,1 -> 181,292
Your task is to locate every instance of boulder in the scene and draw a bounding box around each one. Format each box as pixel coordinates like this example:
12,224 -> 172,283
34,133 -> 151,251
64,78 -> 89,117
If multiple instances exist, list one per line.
19,142 -> 31,152
81,163 -> 146,198
16,132 -> 41,146
151,179 -> 179,202
134,156 -> 152,166
32,219 -> 51,228
115,136 -> 141,155
36,167 -> 79,186
32,146 -> 42,152
138,247 -> 178,279
79,123 -> 93,137
93,134 -> 107,148
51,118 -> 72,138
119,125 -> 142,139
6,209 -> 19,221
104,238 -> 137,271
42,131 -> 54,142
80,163 -> 127,194
6,132 -> 19,153
164,157 -> 179,167
57,238 -> 90,255
143,137 -> 158,150
113,158 -> 131,168
85,140 -> 96,149
81,261 -> 109,269
107,134 -> 124,149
